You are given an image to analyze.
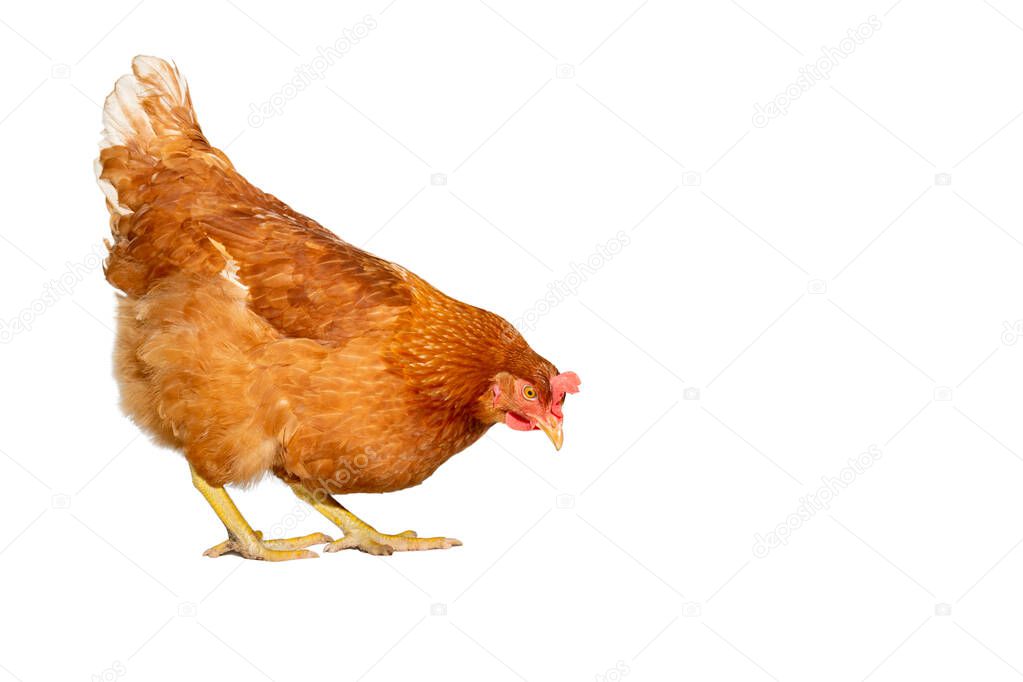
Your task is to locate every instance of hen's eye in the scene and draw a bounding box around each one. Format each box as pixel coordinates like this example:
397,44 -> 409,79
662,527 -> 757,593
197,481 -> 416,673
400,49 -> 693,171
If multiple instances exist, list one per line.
522,385 -> 538,400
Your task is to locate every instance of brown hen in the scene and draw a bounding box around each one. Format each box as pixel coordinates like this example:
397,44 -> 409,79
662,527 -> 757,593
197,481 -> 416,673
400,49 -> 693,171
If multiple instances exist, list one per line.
96,56 -> 580,560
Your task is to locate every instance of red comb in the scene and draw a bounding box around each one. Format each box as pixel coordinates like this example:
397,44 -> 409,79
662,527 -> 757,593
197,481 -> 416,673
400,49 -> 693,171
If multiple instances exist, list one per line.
551,371 -> 581,396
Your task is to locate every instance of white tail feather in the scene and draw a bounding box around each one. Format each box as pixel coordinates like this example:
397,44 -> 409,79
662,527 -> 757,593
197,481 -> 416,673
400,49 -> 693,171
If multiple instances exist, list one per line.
96,56 -> 194,217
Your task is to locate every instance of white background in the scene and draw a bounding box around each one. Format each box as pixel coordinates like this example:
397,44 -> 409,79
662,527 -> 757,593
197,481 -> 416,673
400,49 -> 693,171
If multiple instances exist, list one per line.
1,1 -> 1023,680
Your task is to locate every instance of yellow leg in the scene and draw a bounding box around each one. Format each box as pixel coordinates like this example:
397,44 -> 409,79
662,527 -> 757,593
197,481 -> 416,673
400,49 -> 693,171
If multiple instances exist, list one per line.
288,482 -> 461,556
190,466 -> 332,561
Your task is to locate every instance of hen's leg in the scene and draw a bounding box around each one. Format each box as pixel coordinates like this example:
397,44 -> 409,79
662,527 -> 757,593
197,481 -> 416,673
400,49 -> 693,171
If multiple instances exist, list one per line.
190,466 -> 332,561
288,482 -> 461,556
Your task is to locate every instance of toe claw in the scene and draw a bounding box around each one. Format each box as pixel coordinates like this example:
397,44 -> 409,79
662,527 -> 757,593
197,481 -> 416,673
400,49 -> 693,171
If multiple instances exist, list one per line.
203,539 -> 234,558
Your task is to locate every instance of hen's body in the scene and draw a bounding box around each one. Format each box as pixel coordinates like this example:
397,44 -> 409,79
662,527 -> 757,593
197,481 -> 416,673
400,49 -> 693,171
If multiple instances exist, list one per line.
96,57 -> 576,560
115,266 -> 493,495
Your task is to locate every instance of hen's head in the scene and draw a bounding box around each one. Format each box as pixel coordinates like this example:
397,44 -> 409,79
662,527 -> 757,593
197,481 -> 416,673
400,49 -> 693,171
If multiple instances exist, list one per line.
486,368 -> 581,450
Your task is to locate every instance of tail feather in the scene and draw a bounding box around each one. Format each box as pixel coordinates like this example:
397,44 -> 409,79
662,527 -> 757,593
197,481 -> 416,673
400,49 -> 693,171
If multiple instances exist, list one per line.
100,56 -> 199,155
97,56 -> 229,218
96,56 -> 234,296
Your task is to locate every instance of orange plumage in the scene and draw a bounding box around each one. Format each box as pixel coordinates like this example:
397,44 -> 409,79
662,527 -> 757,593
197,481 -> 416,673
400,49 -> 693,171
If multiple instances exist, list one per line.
96,57 -> 579,559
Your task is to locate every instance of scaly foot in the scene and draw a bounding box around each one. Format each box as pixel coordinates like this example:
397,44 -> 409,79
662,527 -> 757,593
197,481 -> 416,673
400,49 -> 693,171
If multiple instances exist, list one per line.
203,530 -> 333,561
324,527 -> 461,556
287,481 -> 462,556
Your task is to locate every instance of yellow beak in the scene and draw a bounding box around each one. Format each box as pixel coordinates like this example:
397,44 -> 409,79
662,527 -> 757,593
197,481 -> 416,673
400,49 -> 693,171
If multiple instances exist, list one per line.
536,415 -> 564,451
